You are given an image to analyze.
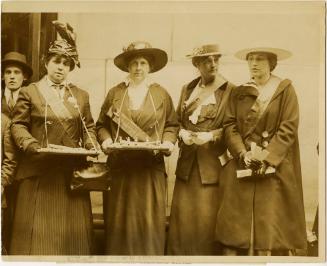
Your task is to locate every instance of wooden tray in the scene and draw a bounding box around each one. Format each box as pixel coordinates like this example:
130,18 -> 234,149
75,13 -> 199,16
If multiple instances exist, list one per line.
37,146 -> 100,156
105,141 -> 169,151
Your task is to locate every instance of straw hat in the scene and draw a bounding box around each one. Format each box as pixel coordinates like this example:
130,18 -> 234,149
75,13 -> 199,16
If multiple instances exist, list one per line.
186,44 -> 222,58
2,51 -> 33,78
186,44 -> 222,67
235,47 -> 292,61
114,41 -> 168,73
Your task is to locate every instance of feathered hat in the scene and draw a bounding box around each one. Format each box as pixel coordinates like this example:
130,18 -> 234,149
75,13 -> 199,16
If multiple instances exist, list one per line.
47,21 -> 80,70
114,41 -> 168,73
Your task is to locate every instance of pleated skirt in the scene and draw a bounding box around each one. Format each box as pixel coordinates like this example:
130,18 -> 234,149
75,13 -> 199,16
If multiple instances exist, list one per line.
10,169 -> 94,255
104,165 -> 166,255
167,161 -> 221,255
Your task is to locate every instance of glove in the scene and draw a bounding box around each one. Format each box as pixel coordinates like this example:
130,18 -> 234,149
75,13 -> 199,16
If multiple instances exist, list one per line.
193,132 -> 214,145
160,141 -> 175,156
26,142 -> 41,155
254,160 -> 269,177
239,150 -> 252,168
249,158 -> 263,171
101,138 -> 113,154
179,129 -> 194,145
239,150 -> 262,169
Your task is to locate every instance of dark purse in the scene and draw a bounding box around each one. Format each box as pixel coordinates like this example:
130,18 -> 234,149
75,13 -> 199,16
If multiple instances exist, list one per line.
71,161 -> 111,191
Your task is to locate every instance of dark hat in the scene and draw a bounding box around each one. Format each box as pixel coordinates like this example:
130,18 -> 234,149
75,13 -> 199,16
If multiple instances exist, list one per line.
114,41 -> 168,73
2,51 -> 33,78
186,44 -> 222,67
47,39 -> 80,69
46,21 -> 80,70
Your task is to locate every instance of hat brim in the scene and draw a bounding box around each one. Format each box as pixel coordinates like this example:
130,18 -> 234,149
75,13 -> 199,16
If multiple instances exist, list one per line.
114,48 -> 168,73
235,47 -> 292,61
2,59 -> 33,78
186,52 -> 222,58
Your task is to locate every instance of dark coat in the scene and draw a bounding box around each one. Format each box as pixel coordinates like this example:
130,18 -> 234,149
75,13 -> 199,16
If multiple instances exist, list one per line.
175,77 -> 235,184
11,77 -> 97,180
1,113 -> 18,188
215,79 -> 307,250
2,95 -> 14,119
96,82 -> 178,255
96,82 -> 179,171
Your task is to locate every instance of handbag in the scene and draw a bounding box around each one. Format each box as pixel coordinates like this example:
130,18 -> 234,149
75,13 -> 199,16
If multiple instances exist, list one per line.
71,161 -> 111,191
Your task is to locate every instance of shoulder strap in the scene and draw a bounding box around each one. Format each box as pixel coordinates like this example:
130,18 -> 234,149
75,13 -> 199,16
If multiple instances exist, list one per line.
37,79 -> 73,121
107,106 -> 152,142
35,80 -> 78,147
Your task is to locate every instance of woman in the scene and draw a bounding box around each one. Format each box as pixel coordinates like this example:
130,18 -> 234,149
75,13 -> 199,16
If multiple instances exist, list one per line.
166,44 -> 235,255
9,24 -> 98,255
96,41 -> 178,255
215,47 -> 307,255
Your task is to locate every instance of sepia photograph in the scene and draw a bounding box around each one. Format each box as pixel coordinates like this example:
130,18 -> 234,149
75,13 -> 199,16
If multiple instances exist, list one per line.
0,0 -> 325,263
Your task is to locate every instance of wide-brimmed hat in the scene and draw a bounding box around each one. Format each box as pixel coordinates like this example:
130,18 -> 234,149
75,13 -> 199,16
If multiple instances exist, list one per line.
235,47 -> 292,61
2,51 -> 33,78
186,44 -> 222,67
114,41 -> 168,73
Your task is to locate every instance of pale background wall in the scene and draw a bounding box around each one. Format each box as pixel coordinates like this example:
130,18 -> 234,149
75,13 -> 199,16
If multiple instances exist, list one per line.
57,1 -> 324,228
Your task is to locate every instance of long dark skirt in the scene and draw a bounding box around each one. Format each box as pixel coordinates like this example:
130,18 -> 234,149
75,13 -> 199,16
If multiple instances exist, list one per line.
167,161 -> 221,255
1,184 -> 17,254
215,159 -> 307,251
10,170 -> 93,255
104,165 -> 166,255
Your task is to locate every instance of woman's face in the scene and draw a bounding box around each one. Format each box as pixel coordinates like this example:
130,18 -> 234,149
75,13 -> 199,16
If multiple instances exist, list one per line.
196,55 -> 219,82
128,56 -> 150,83
247,53 -> 271,79
45,55 -> 71,84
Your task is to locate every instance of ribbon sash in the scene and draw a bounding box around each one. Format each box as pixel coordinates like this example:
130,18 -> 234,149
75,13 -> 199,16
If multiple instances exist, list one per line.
37,81 -> 73,121
106,106 -> 151,142
36,79 -> 77,147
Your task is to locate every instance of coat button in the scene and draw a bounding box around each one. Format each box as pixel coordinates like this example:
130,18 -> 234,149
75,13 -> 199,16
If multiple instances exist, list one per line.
262,131 -> 269,138
262,141 -> 269,148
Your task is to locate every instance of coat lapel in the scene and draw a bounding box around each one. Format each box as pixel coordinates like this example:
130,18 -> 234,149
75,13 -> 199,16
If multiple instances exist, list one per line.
254,78 -> 291,121
112,83 -> 132,121
183,77 -> 201,116
1,96 -> 11,118
243,79 -> 291,139
214,82 -> 234,126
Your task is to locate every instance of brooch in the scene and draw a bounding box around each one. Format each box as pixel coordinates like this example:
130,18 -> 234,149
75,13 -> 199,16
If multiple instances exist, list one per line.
67,96 -> 79,108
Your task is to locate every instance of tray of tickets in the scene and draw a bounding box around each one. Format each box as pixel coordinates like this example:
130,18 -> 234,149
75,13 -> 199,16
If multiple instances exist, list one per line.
37,144 -> 101,156
105,139 -> 169,152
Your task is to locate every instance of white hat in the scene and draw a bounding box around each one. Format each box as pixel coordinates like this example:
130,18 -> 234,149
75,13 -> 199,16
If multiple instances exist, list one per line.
235,47 -> 292,61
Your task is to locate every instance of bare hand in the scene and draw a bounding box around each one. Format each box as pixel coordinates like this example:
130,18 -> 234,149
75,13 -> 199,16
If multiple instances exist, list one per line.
26,142 -> 41,155
101,138 -> 113,153
161,141 -> 175,156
